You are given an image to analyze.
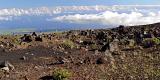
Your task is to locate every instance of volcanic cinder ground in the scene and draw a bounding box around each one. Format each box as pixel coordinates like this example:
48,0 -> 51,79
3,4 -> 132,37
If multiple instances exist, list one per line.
0,23 -> 160,80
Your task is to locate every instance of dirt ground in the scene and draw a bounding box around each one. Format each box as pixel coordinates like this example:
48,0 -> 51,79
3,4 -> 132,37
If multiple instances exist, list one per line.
0,45 -> 159,80
0,24 -> 160,80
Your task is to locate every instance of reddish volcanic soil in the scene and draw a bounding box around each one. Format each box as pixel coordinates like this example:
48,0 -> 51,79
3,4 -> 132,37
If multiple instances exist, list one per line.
0,23 -> 160,80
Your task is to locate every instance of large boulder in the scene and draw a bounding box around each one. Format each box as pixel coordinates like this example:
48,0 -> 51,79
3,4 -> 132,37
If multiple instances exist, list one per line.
101,43 -> 110,52
134,32 -> 143,44
109,39 -> 119,52
21,34 -> 32,42
96,31 -> 107,40
35,36 -> 43,42
118,25 -> 125,35
153,30 -> 160,37
143,31 -> 152,38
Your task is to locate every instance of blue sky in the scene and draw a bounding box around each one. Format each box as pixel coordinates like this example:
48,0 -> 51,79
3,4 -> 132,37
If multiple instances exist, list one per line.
0,0 -> 160,8
0,0 -> 160,33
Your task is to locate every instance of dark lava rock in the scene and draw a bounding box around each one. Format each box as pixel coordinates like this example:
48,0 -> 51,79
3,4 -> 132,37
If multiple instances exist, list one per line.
101,43 -> 110,52
20,56 -> 27,60
117,25 -> 125,35
134,31 -> 143,44
143,32 -> 152,38
96,31 -> 107,40
82,40 -> 94,45
40,76 -> 53,80
21,34 -> 32,43
32,32 -> 37,37
0,61 -> 14,71
35,36 -> 43,42
142,40 -> 154,48
80,31 -> 88,36
96,57 -> 107,64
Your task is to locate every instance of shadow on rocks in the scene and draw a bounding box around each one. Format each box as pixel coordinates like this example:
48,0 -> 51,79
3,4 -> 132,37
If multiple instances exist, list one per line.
39,76 -> 54,80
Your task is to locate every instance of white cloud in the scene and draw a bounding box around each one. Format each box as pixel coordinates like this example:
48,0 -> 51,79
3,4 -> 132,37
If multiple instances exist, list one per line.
0,16 -> 12,21
0,7 -> 63,21
1,5 -> 160,17
0,7 -> 61,16
51,11 -> 160,26
1,5 -> 160,23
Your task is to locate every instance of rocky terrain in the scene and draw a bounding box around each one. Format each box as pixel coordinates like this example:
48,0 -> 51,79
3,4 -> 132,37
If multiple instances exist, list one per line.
0,23 -> 160,80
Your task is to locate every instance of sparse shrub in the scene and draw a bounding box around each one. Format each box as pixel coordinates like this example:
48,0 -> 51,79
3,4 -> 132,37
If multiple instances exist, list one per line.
142,38 -> 154,48
90,44 -> 98,50
52,68 -> 71,80
142,38 -> 160,48
152,37 -> 160,45
11,38 -> 21,45
60,39 -> 75,49
70,35 -> 79,42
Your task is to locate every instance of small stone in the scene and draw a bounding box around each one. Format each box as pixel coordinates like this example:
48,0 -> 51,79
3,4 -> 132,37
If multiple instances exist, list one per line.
0,44 -> 4,48
64,51 -> 68,54
56,57 -> 70,64
62,58 -> 70,63
129,39 -> 135,47
1,67 -> 9,72
20,56 -> 27,60
94,50 -> 99,55
25,53 -> 29,55
80,61 -> 83,64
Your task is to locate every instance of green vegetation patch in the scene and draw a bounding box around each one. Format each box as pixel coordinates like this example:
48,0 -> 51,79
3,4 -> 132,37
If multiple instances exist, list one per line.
60,39 -> 76,49
52,68 -> 72,80
143,37 -> 160,45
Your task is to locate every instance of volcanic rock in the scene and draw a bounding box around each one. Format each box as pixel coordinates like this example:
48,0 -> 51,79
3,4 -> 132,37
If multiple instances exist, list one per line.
0,61 -> 14,72
21,34 -> 32,43
96,57 -> 107,64
109,39 -> 119,52
35,36 -> 43,42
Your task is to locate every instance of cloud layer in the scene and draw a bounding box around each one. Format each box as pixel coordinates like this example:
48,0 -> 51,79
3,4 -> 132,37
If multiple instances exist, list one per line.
0,5 -> 123,17
0,7 -> 61,16
1,5 -> 159,16
52,11 -> 160,26
1,5 -> 160,26
0,16 -> 12,21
